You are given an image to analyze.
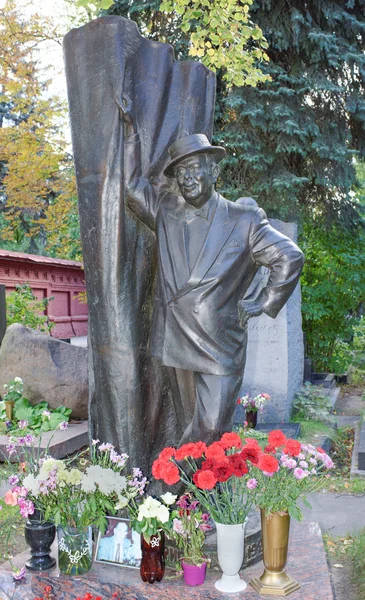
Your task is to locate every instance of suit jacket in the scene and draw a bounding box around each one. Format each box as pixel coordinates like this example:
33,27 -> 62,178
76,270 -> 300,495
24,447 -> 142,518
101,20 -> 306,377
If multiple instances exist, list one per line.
125,135 -> 304,376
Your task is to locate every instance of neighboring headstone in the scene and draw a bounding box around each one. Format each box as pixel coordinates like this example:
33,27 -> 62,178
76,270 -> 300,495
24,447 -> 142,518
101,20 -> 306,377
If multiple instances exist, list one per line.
0,324 -> 88,419
239,220 -> 304,422
0,285 -> 6,347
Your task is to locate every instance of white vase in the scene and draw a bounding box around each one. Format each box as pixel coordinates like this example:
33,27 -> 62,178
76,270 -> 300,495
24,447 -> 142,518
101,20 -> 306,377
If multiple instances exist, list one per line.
214,521 -> 247,593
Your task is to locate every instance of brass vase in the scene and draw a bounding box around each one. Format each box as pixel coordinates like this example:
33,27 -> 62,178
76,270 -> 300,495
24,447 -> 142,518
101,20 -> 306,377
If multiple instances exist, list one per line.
250,509 -> 300,596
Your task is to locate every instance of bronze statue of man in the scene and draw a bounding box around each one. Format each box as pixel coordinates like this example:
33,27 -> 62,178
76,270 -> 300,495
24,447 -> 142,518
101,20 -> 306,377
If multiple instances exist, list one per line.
120,97 -> 304,446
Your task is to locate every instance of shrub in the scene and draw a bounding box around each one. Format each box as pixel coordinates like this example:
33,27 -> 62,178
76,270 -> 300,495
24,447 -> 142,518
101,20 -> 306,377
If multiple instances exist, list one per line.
6,283 -> 53,333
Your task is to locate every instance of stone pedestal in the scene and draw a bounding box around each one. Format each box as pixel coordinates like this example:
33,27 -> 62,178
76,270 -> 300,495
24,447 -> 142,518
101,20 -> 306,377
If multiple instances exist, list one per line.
239,220 -> 304,423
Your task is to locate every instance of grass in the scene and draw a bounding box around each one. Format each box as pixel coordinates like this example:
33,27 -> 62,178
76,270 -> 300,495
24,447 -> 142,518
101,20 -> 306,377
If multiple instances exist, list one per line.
324,530 -> 365,598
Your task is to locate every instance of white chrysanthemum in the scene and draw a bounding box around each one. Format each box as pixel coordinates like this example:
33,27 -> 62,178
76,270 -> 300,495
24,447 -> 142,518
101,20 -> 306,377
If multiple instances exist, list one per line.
82,465 -> 126,496
81,473 -> 97,493
160,492 -> 177,506
23,474 -> 40,498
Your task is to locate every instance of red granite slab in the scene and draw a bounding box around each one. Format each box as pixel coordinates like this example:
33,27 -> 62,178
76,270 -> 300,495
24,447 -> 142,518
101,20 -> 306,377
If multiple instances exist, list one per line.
0,520 -> 333,599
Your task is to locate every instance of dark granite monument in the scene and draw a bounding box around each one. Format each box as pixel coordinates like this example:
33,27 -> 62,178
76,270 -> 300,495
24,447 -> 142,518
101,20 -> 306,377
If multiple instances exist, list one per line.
63,16 -> 304,474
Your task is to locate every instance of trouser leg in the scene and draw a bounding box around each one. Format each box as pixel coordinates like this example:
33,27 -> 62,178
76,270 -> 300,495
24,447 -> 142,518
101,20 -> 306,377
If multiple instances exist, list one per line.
165,366 -> 196,440
180,372 -> 243,445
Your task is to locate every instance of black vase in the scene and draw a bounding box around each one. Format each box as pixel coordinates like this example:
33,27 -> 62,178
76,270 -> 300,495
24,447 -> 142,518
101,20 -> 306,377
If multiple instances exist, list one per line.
24,510 -> 56,571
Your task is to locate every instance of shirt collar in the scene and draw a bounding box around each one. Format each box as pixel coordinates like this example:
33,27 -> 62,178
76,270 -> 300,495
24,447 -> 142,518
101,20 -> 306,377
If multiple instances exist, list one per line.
185,192 -> 218,221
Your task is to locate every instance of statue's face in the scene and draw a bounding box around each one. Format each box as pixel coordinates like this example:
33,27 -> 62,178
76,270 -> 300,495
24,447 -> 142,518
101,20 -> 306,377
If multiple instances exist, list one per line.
175,154 -> 218,208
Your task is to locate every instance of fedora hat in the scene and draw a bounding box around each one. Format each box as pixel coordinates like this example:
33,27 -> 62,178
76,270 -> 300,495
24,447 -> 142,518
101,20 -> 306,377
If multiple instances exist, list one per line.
164,134 -> 226,176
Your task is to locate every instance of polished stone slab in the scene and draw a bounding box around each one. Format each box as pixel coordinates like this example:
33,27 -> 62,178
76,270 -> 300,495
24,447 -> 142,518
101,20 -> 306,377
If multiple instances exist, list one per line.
0,422 -> 88,462
256,422 -> 301,439
0,520 -> 333,599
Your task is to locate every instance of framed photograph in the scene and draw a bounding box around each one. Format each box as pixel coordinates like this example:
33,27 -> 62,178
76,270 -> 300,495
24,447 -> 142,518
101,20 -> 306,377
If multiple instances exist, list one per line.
95,517 -> 141,569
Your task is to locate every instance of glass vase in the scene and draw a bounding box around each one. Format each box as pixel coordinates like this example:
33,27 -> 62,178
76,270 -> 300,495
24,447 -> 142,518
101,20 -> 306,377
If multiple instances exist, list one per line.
245,410 -> 257,428
140,532 -> 165,583
57,526 -> 92,575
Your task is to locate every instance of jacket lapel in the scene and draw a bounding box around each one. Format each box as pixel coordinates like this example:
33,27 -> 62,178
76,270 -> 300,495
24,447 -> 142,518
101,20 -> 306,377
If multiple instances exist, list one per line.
170,195 -> 237,302
164,207 -> 189,291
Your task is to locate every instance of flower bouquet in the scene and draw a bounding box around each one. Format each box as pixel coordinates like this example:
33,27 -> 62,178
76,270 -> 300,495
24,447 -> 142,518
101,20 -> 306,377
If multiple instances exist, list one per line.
247,429 -> 334,595
152,432 -> 259,592
127,492 -> 177,583
237,392 -> 270,428
172,493 -> 212,586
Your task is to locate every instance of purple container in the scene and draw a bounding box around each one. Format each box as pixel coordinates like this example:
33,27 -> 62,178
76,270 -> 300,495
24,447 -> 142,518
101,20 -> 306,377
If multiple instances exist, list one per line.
181,561 -> 207,586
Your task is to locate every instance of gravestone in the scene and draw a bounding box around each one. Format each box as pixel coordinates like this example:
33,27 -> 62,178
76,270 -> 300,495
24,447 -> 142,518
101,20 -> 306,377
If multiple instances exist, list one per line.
239,220 -> 304,422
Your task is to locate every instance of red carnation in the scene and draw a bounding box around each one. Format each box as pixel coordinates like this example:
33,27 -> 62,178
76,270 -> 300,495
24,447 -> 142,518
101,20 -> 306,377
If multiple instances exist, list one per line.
268,430 -> 287,448
175,443 -> 201,461
229,454 -> 249,476
192,471 -> 200,486
264,444 -> 276,453
213,461 -> 235,482
193,441 -> 208,458
244,437 -> 260,449
152,458 -> 164,479
158,447 -> 176,461
258,453 -> 279,474
220,432 -> 242,450
317,447 -> 326,454
240,446 -> 260,466
160,462 -> 180,485
201,459 -> 216,471
195,469 -> 218,490
206,442 -> 227,462
284,439 -> 301,457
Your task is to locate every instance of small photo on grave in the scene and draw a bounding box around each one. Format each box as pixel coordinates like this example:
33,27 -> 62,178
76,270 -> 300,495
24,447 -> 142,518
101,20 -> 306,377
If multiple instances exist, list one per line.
95,517 -> 141,568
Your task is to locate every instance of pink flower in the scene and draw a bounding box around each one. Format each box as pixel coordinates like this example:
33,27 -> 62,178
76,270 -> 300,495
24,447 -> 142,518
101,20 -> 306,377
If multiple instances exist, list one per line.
59,421 -> 68,431
262,471 -> 274,477
293,468 -> 308,480
6,443 -> 16,456
297,453 -> 305,461
99,443 -> 114,452
18,420 -> 28,429
246,478 -> 258,490
173,518 -> 185,535
12,566 -> 26,581
299,460 -> 308,469
284,459 -> 297,469
199,522 -> 212,532
262,393 -> 270,399
8,475 -> 19,486
4,490 -> 18,506
201,513 -> 210,522
18,499 -> 34,518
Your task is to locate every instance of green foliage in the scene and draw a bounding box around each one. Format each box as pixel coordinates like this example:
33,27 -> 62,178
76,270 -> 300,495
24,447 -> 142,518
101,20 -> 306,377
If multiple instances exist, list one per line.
292,383 -> 333,422
0,377 -> 71,434
6,283 -> 54,334
77,0 -> 269,88
160,0 -> 270,88
215,1 -> 365,226
300,221 -> 365,372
